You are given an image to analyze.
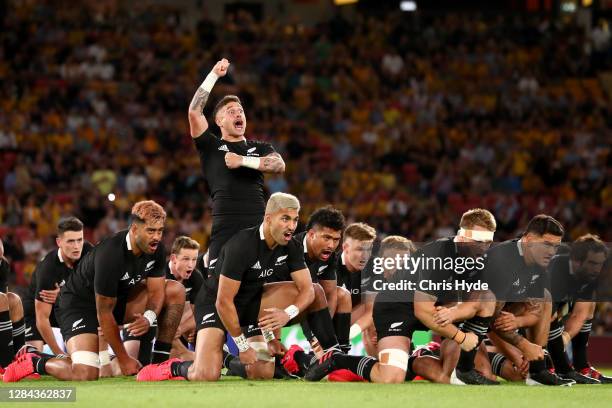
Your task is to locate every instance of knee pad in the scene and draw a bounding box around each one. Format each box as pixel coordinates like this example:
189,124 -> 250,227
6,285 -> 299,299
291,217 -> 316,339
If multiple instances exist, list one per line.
71,351 -> 100,368
378,348 -> 408,371
249,341 -> 275,362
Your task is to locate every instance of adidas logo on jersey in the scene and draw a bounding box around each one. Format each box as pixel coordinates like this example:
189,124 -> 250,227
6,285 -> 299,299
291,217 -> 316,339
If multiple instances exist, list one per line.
218,144 -> 229,152
252,261 -> 262,270
121,272 -> 130,281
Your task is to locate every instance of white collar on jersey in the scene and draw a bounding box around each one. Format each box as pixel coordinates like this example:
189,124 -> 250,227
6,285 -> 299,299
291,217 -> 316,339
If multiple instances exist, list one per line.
259,224 -> 265,240
517,238 -> 524,256
126,231 -> 133,251
303,234 -> 308,254
57,248 -> 65,264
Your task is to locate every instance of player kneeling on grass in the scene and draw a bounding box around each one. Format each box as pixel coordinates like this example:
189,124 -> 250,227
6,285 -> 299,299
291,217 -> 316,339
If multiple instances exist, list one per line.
0,240 -> 27,374
2,201 -> 185,382
137,193 -> 315,381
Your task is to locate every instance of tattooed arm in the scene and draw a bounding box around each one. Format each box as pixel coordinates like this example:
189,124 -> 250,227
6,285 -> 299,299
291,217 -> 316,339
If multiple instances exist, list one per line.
259,152 -> 285,173
225,151 -> 286,173
188,58 -> 230,138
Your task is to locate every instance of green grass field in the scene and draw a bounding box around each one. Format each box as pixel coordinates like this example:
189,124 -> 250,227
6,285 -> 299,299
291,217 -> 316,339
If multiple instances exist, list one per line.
1,373 -> 612,408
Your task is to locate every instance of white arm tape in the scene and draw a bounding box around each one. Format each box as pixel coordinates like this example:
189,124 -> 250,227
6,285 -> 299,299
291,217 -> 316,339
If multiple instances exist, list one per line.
284,305 -> 299,320
200,72 -> 219,93
233,333 -> 250,352
99,350 -> 111,366
262,328 -> 275,342
143,310 -> 157,326
349,324 -> 362,340
242,156 -> 261,170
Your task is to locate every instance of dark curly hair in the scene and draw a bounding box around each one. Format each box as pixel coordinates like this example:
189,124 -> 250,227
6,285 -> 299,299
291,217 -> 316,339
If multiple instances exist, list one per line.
306,206 -> 346,232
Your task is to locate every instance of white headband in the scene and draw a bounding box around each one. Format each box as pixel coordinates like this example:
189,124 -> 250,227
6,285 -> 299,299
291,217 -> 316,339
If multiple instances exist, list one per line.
457,228 -> 494,242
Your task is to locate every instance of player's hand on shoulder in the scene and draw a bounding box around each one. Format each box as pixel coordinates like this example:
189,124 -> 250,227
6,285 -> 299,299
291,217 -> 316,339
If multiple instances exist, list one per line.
212,58 -> 230,77
39,283 -> 61,304
225,152 -> 243,169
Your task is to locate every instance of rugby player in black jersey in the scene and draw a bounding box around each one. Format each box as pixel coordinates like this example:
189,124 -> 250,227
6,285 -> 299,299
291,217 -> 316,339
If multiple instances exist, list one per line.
305,236 -> 459,383
546,234 -> 608,383
3,201 -> 185,382
166,236 -> 203,360
485,215 -> 574,386
19,217 -> 91,357
0,239 -> 25,370
122,236 -> 204,366
336,223 -> 377,356
187,58 -> 285,265
137,193 -> 315,381
413,209 -> 499,385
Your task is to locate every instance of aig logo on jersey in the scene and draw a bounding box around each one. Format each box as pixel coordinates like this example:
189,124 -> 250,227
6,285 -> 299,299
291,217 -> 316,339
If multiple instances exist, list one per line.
258,269 -> 274,279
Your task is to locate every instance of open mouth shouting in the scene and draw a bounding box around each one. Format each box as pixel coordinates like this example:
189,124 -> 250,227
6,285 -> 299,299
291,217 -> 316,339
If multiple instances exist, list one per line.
320,249 -> 333,261
233,119 -> 245,132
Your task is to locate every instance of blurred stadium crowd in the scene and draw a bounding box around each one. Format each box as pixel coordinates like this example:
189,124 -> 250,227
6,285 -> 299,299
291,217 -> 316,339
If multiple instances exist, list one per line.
0,2 -> 611,330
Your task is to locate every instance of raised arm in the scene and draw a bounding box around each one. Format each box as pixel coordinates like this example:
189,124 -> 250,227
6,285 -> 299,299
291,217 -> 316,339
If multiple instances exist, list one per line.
188,58 -> 230,138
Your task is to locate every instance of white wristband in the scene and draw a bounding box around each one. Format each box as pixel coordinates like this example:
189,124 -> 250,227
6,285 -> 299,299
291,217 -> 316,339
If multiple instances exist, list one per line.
143,310 -> 157,326
349,323 -> 362,340
242,156 -> 261,170
200,72 -> 219,93
284,305 -> 299,320
233,334 -> 250,352
262,328 -> 275,342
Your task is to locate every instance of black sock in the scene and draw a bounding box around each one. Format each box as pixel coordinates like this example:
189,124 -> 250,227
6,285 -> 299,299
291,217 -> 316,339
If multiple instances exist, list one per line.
222,349 -> 236,369
333,312 -> 351,353
138,325 -> 157,365
334,354 -> 377,381
11,317 -> 25,353
547,321 -> 572,374
490,352 -> 507,377
306,308 -> 339,351
274,356 -> 290,379
456,315 -> 492,372
300,321 -> 316,342
170,360 -> 193,379
572,319 -> 592,370
32,355 -> 52,375
0,310 -> 13,367
228,358 -> 248,378
151,340 -> 172,364
530,356 -> 546,373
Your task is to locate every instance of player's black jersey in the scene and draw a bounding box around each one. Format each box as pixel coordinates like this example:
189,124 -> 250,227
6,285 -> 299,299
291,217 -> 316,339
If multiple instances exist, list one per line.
336,252 -> 373,307
194,130 -> 275,217
414,237 -> 484,303
164,262 -> 204,304
198,224 -> 306,307
483,239 -> 546,302
0,257 -> 9,293
547,254 -> 596,312
22,243 -> 93,319
63,230 -> 166,304
299,231 -> 337,282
